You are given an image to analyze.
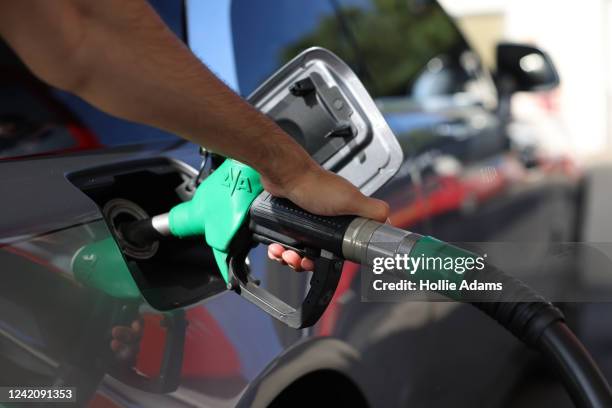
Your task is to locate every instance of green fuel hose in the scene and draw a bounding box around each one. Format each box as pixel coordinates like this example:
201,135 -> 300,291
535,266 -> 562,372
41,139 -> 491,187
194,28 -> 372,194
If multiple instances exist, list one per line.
339,217 -> 612,408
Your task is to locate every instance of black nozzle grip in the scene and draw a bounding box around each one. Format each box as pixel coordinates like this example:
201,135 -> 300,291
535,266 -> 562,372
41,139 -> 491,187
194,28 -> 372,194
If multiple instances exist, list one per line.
232,192 -> 355,329
249,191 -> 355,255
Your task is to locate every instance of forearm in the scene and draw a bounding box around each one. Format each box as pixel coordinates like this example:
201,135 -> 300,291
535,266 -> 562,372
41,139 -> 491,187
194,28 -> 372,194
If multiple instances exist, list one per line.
71,7 -> 313,183
0,0 -> 315,184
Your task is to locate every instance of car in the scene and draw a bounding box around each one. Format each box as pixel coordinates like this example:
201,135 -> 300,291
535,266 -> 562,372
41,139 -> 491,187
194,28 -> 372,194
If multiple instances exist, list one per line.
0,1 -> 586,407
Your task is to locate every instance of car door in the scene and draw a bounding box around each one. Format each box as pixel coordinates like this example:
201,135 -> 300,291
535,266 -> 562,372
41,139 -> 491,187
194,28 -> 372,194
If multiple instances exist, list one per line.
400,15 -> 580,301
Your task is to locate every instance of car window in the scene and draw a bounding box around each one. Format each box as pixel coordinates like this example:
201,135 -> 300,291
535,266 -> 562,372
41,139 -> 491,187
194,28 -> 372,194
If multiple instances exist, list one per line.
229,0 -> 496,109
0,0 -> 185,160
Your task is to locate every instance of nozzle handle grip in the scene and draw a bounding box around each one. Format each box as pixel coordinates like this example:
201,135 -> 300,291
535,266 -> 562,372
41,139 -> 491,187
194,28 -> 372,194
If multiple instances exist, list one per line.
226,191 -> 354,329
249,191 -> 355,255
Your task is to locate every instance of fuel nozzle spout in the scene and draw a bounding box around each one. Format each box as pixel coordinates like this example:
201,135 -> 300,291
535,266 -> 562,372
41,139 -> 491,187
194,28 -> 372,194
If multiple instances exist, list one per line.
119,213 -> 171,248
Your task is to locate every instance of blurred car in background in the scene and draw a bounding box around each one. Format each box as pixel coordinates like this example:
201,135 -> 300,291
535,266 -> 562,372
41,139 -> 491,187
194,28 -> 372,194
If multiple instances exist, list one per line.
0,1 -> 591,407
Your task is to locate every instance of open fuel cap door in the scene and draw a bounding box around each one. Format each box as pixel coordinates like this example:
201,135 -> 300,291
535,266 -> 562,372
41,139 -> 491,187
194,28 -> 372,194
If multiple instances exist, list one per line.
248,47 -> 403,196
222,48 -> 403,329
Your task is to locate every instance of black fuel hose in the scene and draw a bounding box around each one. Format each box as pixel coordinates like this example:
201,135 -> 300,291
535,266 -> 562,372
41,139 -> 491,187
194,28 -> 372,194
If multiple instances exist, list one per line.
466,264 -> 612,408
538,322 -> 612,408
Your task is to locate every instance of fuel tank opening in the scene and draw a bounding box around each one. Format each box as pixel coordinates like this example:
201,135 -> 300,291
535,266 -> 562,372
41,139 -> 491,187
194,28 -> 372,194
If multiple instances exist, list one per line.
68,158 -> 227,310
103,198 -> 159,260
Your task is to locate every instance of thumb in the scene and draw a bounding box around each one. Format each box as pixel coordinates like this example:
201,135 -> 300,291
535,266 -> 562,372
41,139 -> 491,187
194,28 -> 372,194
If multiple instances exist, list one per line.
350,195 -> 390,222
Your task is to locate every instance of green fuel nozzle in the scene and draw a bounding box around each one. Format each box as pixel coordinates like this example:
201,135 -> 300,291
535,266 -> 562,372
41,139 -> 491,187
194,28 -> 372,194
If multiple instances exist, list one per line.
115,158 -> 516,329
167,159 -> 263,284
116,158 -> 562,337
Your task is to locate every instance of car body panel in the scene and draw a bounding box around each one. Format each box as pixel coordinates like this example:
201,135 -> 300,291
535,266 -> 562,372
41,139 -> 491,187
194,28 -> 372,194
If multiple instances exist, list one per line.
0,143 -> 297,406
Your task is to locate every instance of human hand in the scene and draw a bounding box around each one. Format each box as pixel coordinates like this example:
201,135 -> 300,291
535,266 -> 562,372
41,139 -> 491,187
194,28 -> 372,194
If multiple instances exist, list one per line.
262,162 -> 389,272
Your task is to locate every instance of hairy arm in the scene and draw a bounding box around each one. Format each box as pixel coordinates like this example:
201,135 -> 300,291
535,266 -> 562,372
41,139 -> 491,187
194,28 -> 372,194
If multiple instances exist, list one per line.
0,0 -> 309,183
0,0 -> 388,239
